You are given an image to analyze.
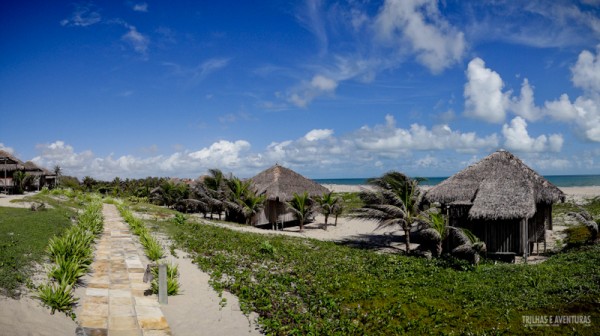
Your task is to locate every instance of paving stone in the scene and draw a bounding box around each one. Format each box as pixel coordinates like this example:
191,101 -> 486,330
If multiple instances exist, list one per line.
109,316 -> 138,330
110,304 -> 136,317
134,297 -> 160,307
82,327 -> 108,336
85,296 -> 110,305
135,305 -> 163,318
108,329 -> 142,336
109,289 -> 132,298
89,282 -> 110,289
109,283 -> 131,289
80,315 -> 108,329
110,297 -> 133,306
142,330 -> 172,336
82,302 -> 109,317
138,316 -> 169,330
87,288 -> 109,297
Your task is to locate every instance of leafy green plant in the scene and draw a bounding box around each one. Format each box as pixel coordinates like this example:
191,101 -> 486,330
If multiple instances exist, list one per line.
47,255 -> 88,286
142,233 -> 164,261
150,263 -> 180,295
259,241 -> 276,256
173,213 -> 187,226
36,281 -> 78,317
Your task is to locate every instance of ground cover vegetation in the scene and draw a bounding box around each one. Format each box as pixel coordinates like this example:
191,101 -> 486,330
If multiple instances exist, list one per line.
554,196 -> 600,247
36,196 -> 104,317
157,216 -> 599,335
0,206 -> 73,297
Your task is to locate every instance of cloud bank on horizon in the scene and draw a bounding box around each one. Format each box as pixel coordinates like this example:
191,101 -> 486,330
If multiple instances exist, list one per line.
1,0 -> 600,180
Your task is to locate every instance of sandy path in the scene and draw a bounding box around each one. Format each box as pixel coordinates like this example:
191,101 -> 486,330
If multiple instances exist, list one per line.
161,249 -> 263,335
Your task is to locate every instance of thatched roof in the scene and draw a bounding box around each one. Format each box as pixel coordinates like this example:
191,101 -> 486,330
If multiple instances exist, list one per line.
0,150 -> 24,171
250,164 -> 329,201
423,150 -> 564,220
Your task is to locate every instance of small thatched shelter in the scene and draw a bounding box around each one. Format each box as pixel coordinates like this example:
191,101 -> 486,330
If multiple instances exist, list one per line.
250,164 -> 329,227
423,150 -> 565,257
0,150 -> 24,193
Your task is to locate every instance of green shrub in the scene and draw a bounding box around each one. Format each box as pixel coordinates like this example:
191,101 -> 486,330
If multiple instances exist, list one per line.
150,263 -> 180,295
259,241 -> 276,256
173,213 -> 187,226
48,255 -> 88,286
565,225 -> 592,247
36,281 -> 78,317
142,233 -> 164,261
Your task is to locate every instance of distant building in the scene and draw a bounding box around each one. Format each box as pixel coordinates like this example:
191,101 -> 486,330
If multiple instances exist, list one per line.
0,150 -> 57,193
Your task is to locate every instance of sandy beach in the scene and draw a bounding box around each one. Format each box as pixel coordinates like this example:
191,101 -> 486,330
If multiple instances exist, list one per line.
324,184 -> 600,203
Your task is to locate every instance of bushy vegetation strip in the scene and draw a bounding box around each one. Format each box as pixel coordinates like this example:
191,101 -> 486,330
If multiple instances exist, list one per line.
163,219 -> 599,335
37,198 -> 104,317
117,204 -> 180,295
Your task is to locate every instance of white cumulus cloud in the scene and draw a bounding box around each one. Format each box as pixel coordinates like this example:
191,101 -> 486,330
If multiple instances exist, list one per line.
502,117 -> 563,153
305,129 -> 334,141
543,46 -> 600,142
511,78 -> 542,121
571,45 -> 600,93
354,114 -> 498,153
464,58 -> 510,123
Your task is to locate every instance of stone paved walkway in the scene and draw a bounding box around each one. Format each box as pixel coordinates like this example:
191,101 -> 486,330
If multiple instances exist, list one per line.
78,204 -> 171,336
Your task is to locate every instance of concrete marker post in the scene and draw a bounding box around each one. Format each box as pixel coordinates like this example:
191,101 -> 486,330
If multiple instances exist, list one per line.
158,263 -> 168,304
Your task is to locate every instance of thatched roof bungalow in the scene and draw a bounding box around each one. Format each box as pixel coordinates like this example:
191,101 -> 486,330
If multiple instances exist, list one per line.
0,150 -> 24,192
423,150 -> 564,257
250,164 -> 329,227
0,150 -> 56,192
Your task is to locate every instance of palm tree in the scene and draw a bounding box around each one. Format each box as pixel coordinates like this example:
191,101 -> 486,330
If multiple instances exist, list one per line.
287,192 -> 314,232
203,169 -> 227,220
225,177 -> 252,223
352,171 -> 421,254
53,165 -> 61,188
314,191 -> 341,230
240,192 -> 266,225
12,170 -> 27,194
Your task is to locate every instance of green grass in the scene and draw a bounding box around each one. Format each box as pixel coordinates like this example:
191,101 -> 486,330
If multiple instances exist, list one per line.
0,207 -> 73,297
159,218 -> 599,335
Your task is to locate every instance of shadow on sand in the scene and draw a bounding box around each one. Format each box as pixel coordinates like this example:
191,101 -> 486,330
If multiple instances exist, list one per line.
335,232 -> 407,253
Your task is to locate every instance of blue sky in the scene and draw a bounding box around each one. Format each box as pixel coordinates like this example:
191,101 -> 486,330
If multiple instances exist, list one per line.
1,0 -> 600,180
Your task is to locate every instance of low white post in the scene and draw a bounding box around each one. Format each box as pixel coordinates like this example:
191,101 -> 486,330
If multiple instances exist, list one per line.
158,264 -> 168,304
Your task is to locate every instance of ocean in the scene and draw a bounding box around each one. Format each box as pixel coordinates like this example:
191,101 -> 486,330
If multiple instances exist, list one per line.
314,175 -> 600,187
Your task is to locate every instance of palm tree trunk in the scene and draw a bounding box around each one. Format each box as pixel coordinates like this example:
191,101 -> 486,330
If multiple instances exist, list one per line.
404,226 -> 411,254
299,219 -> 304,232
323,214 -> 329,230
